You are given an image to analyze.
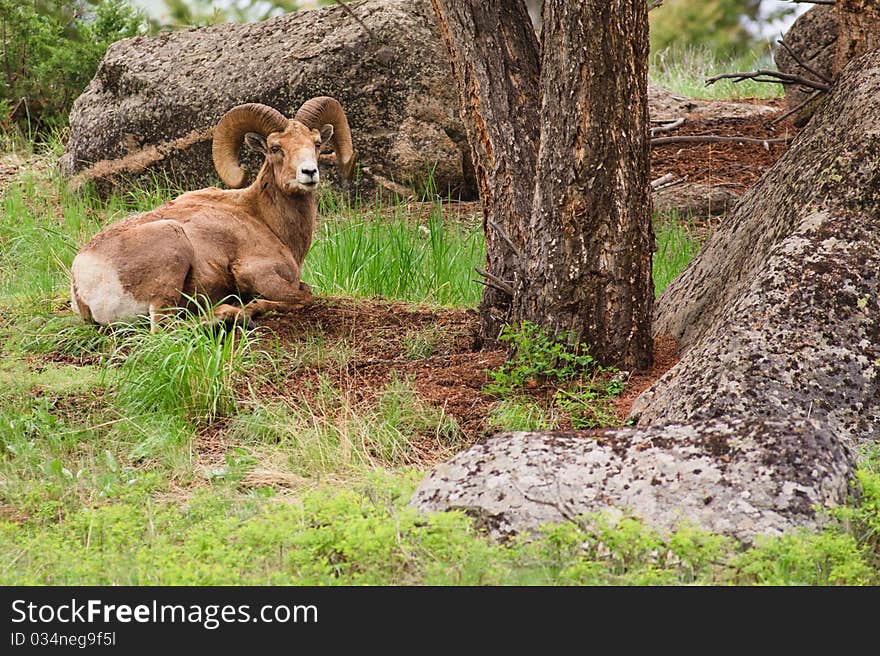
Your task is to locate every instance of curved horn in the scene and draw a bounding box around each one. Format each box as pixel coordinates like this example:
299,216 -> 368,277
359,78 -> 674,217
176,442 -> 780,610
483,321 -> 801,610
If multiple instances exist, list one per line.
294,96 -> 357,181
212,103 -> 289,188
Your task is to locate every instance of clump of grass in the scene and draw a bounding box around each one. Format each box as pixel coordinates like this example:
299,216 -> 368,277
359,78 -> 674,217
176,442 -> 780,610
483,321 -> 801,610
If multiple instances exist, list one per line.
307,194 -> 484,307
487,397 -> 557,432
7,313 -> 113,364
653,211 -> 705,297
650,44 -> 783,100
106,307 -> 255,424
231,375 -> 462,474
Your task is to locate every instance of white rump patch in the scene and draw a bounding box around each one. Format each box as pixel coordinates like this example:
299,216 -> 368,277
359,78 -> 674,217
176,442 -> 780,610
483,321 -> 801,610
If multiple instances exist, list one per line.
71,252 -> 149,325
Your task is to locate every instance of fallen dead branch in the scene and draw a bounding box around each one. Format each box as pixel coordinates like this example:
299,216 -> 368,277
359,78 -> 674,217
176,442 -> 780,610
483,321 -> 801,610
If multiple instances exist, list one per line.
651,135 -> 793,147
650,117 -> 685,137
705,69 -> 830,93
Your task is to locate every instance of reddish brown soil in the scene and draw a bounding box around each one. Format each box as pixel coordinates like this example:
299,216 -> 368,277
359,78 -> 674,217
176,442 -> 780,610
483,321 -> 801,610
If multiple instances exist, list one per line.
251,298 -> 500,440
651,100 -> 796,193
238,297 -> 680,465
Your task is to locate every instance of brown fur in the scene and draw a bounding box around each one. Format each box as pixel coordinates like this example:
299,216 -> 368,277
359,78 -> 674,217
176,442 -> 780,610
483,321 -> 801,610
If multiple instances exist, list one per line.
73,121 -> 327,326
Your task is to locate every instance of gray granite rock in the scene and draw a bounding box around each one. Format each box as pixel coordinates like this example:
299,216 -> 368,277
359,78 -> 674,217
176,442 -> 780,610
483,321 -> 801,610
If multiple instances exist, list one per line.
60,0 -> 477,198
412,420 -> 854,543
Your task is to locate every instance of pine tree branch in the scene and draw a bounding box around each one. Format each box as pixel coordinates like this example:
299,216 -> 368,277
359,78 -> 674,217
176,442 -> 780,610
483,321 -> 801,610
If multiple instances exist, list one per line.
705,69 -> 830,92
777,39 -> 833,85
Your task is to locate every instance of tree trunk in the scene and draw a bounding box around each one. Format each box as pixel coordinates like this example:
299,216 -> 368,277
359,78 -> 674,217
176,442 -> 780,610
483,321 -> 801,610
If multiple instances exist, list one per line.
429,0 -> 541,345
510,0 -> 654,369
835,0 -> 880,75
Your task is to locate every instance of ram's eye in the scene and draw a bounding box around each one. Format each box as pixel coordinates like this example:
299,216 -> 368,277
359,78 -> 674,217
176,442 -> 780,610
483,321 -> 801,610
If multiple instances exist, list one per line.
314,140 -> 322,149
270,145 -> 282,155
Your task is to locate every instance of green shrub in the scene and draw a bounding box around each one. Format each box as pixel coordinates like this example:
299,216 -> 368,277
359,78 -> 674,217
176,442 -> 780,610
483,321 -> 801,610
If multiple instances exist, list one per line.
484,321 -> 624,428
0,0 -> 146,136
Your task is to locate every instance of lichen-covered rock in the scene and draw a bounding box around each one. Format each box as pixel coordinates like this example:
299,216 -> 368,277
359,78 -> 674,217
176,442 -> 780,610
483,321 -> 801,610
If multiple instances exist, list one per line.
412,420 -> 854,542
655,49 -> 880,354
60,0 -> 477,198
774,5 -> 837,122
412,51 -> 880,542
633,207 -> 880,447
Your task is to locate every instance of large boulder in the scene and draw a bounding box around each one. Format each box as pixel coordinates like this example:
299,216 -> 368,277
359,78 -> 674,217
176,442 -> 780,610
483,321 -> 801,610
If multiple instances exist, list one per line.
634,206 -> 879,447
412,420 -> 853,542
412,50 -> 880,541
774,5 -> 837,122
60,0 -> 477,198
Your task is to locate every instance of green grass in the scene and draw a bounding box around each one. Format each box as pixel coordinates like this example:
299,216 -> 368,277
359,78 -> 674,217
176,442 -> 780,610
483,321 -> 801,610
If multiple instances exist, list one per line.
307,193 -> 484,307
650,45 -> 784,100
653,210 -> 704,297
108,311 -> 256,424
487,397 -> 557,432
230,375 -> 463,474
2,465 -> 878,585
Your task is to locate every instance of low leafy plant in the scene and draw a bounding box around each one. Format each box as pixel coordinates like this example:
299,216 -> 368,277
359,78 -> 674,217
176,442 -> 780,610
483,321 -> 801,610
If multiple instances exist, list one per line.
484,321 -> 602,395
484,321 -> 624,428
487,397 -> 556,432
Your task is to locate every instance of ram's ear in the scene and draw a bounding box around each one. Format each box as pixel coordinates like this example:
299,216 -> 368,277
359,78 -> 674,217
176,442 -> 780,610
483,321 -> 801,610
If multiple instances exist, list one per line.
244,132 -> 267,155
319,124 -> 334,144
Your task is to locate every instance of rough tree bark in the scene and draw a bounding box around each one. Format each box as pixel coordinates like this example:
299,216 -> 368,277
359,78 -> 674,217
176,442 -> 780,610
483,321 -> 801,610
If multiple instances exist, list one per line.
430,0 -> 541,345
510,0 -> 654,369
835,0 -> 880,75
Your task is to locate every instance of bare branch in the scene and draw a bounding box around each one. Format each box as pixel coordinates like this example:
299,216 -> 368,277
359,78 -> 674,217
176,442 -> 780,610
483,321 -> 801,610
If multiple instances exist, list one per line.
650,173 -> 677,190
705,69 -> 830,93
649,117 -> 684,137
647,0 -> 663,10
487,219 -> 522,260
474,267 -> 514,296
777,39 -> 833,85
333,0 -> 376,42
770,90 -> 822,126
651,135 -> 793,147
785,0 -> 834,4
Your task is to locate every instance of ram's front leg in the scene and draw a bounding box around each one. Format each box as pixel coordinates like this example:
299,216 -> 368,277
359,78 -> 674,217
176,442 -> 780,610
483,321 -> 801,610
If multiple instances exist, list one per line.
234,261 -> 315,320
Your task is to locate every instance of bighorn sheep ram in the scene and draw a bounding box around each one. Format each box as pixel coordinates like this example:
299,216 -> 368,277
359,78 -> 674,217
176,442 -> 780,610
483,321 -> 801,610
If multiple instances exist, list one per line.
70,97 -> 355,330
